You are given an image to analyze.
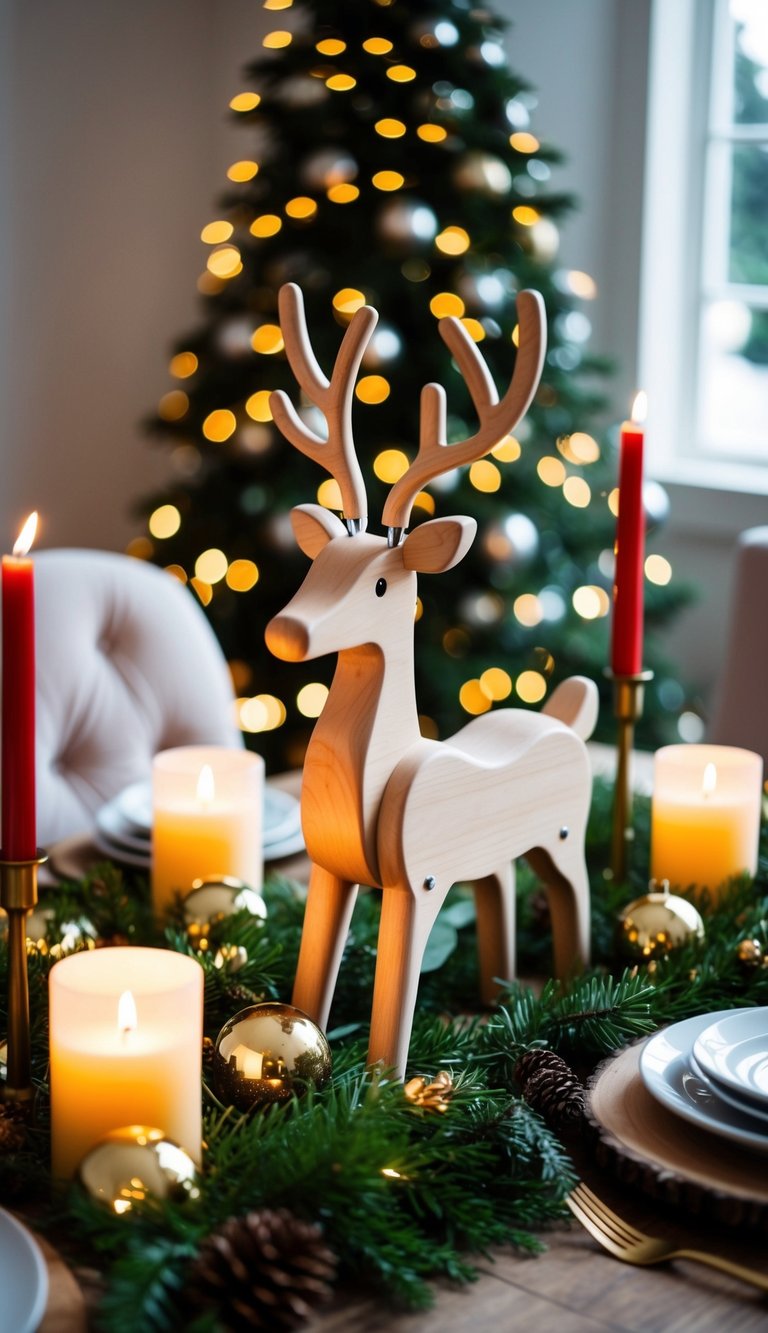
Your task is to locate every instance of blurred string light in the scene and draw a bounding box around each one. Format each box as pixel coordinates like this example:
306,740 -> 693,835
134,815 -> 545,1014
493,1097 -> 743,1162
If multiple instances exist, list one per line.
375,118 -> 406,138
296,682 -> 329,717
469,460 -> 500,492
227,161 -> 259,182
572,585 -> 610,619
435,226 -> 470,255
246,390 -> 273,422
250,214 -> 283,237
169,352 -> 198,378
417,123 -> 448,143
460,317 -> 485,342
203,409 -> 236,442
373,171 -> 405,191
318,478 -> 343,510
356,374 -> 390,403
229,92 -> 260,112
148,505 -> 181,539
263,30 -> 292,48
285,196 -> 317,219
333,287 -> 366,315
327,73 -> 357,91
387,64 -> 416,82
363,37 -> 393,54
251,324 -> 284,354
207,246 -> 242,278
512,205 -> 539,226
195,548 -> 228,583
165,564 -> 187,584
158,390 -> 189,421
238,695 -> 286,732
513,593 -> 543,627
492,435 -> 522,462
563,476 -> 591,507
516,670 -> 546,703
537,456 -> 565,487
316,38 -> 346,55
201,221 -> 233,244
226,559 -> 259,591
510,132 -> 539,153
430,292 -> 464,317
645,554 -> 672,585
374,449 -> 409,482
328,183 -> 360,203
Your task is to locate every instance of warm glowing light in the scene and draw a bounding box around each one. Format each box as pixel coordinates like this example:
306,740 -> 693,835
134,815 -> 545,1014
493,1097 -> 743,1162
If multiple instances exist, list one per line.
413,491 -> 435,515
226,559 -> 259,591
297,682 -> 329,717
326,73 -> 357,91
245,391 -> 273,423
374,448 -> 409,483
469,460 -> 501,492
285,196 -> 317,219
317,478 -> 343,510
195,548 -> 228,583
511,324 -> 520,347
631,390 -> 648,424
435,226 -> 470,255
117,990 -> 137,1034
563,476 -> 591,508
229,91 -> 261,112
509,131 -> 540,153
158,390 -> 189,421
165,565 -> 187,584
414,597 -> 423,621
250,214 -> 282,238
387,64 -> 416,82
565,270 -> 597,299
702,763 -> 717,797
608,487 -> 620,517
363,37 -> 393,54
480,667 -> 512,701
572,585 -> 610,620
328,183 -> 359,203
516,670 -> 546,703
537,456 -> 566,487
333,287 -> 366,314
126,537 -> 153,561
316,38 -> 346,55
372,170 -> 404,191
169,351 -> 198,378
645,553 -> 672,586
512,205 -> 540,226
492,435 -> 521,462
190,578 -> 212,606
203,409 -> 237,442
251,323 -> 285,355
375,118 -> 406,138
238,694 -> 286,732
13,512 -> 38,558
200,220 -> 233,244
263,30 -> 292,48
558,432 -> 600,464
430,292 -> 465,318
355,375 -> 390,405
226,160 -> 259,182
149,505 -> 181,539
197,272 -> 225,296
264,0 -> 292,8
513,594 -> 543,627
417,123 -> 448,143
459,679 -> 492,715
460,317 -> 485,342
207,246 -> 242,277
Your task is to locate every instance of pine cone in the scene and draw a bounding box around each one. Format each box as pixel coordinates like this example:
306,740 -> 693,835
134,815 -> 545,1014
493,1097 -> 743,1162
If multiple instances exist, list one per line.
188,1207 -> 337,1331
514,1048 -> 585,1131
0,1102 -> 28,1153
404,1070 -> 455,1113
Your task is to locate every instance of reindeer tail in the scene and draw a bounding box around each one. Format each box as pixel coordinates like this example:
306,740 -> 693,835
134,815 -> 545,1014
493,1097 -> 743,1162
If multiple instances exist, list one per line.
542,676 -> 599,741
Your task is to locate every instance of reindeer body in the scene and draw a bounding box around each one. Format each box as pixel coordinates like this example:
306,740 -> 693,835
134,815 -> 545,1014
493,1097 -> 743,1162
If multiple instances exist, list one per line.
265,282 -> 597,1077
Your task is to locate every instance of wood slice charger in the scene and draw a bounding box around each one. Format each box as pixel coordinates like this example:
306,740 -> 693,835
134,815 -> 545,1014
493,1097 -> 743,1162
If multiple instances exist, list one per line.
586,1038 -> 768,1231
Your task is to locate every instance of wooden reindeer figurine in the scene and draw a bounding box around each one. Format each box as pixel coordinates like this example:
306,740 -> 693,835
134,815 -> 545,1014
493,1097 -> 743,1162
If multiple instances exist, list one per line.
266,282 -> 598,1078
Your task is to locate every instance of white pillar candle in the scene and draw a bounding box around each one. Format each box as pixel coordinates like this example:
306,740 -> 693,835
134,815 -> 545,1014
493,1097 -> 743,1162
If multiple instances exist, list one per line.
151,745 -> 264,915
651,744 -> 763,898
49,947 -> 203,1179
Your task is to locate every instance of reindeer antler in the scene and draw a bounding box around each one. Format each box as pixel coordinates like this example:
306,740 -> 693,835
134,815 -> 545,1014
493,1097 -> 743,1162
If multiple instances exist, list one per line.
269,283 -> 378,531
382,289 -> 546,537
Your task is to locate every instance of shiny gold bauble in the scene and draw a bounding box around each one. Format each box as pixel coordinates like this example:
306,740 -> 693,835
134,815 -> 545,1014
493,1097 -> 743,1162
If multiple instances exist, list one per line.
212,1003 -> 332,1111
77,1126 -> 200,1213
184,877 -> 267,933
617,883 -> 705,959
736,938 -> 764,970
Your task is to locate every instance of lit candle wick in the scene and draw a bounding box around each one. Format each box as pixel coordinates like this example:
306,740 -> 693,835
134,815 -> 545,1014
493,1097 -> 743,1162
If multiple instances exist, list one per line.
702,763 -> 717,798
13,511 -> 38,558
196,763 -> 215,806
118,989 -> 138,1039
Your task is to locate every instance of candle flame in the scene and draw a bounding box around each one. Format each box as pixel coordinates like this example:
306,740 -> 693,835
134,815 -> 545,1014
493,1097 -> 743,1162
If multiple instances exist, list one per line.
196,763 -> 215,804
118,990 -> 138,1034
631,391 -> 647,425
13,511 -> 38,557
702,762 -> 717,798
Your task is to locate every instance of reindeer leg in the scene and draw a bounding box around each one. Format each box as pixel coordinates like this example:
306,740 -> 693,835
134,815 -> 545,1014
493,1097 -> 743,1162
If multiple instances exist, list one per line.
526,835 -> 591,977
292,864 -> 359,1029
473,863 -> 516,1005
368,884 -> 441,1079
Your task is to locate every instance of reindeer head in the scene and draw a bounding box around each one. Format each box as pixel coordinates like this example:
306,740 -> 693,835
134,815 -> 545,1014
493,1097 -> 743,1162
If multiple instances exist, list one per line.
265,282 -> 545,664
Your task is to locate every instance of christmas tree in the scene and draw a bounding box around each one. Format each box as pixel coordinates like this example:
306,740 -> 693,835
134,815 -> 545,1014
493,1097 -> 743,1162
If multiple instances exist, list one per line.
135,0 -> 689,771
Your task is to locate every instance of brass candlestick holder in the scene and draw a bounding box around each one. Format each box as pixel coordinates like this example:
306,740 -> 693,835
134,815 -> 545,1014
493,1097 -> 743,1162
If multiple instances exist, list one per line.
605,669 -> 654,885
1,850 -> 47,1104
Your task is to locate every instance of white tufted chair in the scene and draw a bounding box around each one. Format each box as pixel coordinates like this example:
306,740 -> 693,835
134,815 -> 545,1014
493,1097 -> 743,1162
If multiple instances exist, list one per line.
27,550 -> 241,845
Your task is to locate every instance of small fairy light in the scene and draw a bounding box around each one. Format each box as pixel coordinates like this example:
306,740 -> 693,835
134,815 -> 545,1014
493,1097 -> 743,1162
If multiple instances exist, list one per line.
245,391 -> 273,422
469,459 -> 501,492
264,0 -> 292,8
480,667 -> 512,701
509,132 -> 540,153
363,37 -> 393,54
296,682 -> 329,718
200,220 -> 233,244
511,324 -> 520,347
375,118 -> 406,138
326,73 -> 356,91
374,449 -> 409,483
263,30 -> 292,48
250,214 -> 282,238
285,196 -> 318,219
516,670 -> 547,704
387,64 -> 416,82
572,585 -> 610,620
165,565 -> 187,584
537,456 -> 566,487
207,246 -> 242,278
645,553 -> 672,585
413,491 -> 435,515
190,578 -> 212,606
317,478 -> 343,510
513,594 -> 543,628
558,432 -> 600,465
460,317 -> 485,342
417,123 -> 448,143
226,160 -> 259,182
563,476 -> 591,508
459,679 -> 492,715
202,409 -> 237,442
435,226 -> 470,255
607,487 -> 620,516
332,287 -> 366,315
229,91 -> 261,112
148,505 -> 181,539
169,351 -> 198,378
414,597 -> 423,622
225,559 -> 259,592
158,390 -> 189,421
356,375 -> 390,403
195,549 -> 228,584
327,183 -> 360,204
126,537 -> 153,561
492,435 -> 521,462
372,171 -> 404,191
251,324 -> 285,355
512,205 -> 540,226
239,695 -> 286,732
316,38 -> 346,55
430,292 -> 465,318
565,270 -> 597,299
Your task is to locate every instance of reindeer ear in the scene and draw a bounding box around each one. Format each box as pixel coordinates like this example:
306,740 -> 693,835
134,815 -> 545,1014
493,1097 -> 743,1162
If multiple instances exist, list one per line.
402,517 -> 476,573
291,504 -> 347,558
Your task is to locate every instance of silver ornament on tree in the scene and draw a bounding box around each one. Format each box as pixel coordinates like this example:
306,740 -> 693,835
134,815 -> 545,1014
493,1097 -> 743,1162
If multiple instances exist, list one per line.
212,1002 -> 331,1111
78,1126 -> 200,1212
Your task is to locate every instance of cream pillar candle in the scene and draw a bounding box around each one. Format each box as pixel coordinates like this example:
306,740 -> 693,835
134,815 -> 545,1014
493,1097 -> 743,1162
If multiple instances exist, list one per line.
151,746 -> 264,915
49,947 -> 203,1179
651,744 -> 763,897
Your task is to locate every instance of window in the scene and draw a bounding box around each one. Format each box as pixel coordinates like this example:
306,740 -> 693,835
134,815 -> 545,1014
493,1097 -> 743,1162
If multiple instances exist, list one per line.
640,0 -> 768,491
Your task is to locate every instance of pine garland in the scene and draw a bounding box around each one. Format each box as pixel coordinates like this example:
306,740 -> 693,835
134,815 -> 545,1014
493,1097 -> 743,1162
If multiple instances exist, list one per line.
1,778 -> 767,1330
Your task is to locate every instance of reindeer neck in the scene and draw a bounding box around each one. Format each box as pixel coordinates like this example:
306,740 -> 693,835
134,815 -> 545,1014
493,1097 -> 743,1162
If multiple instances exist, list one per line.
302,635 -> 420,886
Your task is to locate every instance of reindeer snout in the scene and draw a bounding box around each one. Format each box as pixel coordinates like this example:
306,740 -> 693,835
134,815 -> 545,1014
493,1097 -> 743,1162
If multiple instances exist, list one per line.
265,614 -> 310,662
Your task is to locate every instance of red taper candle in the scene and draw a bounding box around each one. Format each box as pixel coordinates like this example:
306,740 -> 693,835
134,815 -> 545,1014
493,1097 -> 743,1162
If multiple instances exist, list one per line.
2,512 -> 38,858
611,394 -> 646,676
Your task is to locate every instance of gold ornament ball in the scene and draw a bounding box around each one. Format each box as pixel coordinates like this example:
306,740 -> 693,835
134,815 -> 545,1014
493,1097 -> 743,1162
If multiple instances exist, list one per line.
617,888 -> 705,959
78,1126 -> 200,1213
736,938 -> 764,969
212,1002 -> 332,1111
184,877 -> 267,941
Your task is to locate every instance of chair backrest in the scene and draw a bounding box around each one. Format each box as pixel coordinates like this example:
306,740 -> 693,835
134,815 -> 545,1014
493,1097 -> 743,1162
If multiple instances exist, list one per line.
27,550 -> 241,844
708,526 -> 768,766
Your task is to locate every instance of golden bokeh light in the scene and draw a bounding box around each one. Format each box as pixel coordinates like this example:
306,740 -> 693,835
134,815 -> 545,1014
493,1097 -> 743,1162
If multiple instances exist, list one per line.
250,213 -> 283,238
480,667 -> 512,701
558,431 -> 600,464
200,220 -> 233,244
565,270 -> 597,299
417,123 -> 448,143
316,38 -> 346,55
245,391 -> 274,422
516,670 -> 547,703
363,37 -> 393,54
460,317 -> 485,342
158,390 -> 189,421
572,585 -> 610,619
413,491 -> 435,514
195,548 -> 228,584
608,487 -> 620,516
492,435 -> 522,462
197,272 -> 225,296
356,374 -> 390,403
513,593 -> 543,627
563,476 -> 591,508
537,456 -> 566,487
190,577 -> 212,606
469,459 -> 501,492
372,170 -> 404,191
333,287 -> 366,314
429,291 -> 465,318
414,596 -> 423,621
326,73 -> 357,91
148,504 -> 181,539
327,183 -> 360,203
229,92 -> 261,112
509,132 -> 540,153
435,225 -> 470,255
228,659 -> 252,692
317,478 -> 343,510
263,30 -> 292,48
297,682 -> 329,717
127,536 -> 153,561
238,694 -> 286,732
264,0 -> 292,8
645,553 -> 672,585
169,351 -> 198,379
512,205 -> 540,226
285,196 -> 318,219
202,409 -> 237,442
387,64 -> 417,82
226,559 -> 260,591
251,323 -> 285,355
207,246 -> 242,277
164,564 -> 187,584
373,448 -> 409,482
375,118 -> 406,137
226,160 -> 259,182
459,679 -> 492,715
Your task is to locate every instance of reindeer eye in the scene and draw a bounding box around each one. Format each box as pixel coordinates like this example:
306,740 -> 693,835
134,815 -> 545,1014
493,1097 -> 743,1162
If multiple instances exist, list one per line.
375,578 -> 387,597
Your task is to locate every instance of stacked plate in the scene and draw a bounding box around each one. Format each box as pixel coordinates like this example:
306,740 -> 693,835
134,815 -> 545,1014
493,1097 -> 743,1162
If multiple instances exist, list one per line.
94,780 -> 304,870
640,1007 -> 768,1154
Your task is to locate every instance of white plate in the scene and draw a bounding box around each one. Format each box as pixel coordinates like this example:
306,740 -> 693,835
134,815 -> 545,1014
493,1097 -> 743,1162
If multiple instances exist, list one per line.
693,1008 -> 768,1106
90,822 -> 305,871
0,1208 -> 49,1333
107,782 -> 300,848
639,1010 -> 768,1154
689,1052 -> 768,1126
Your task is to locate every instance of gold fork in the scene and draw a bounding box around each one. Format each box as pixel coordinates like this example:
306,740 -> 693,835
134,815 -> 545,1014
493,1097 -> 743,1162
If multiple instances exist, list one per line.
566,1182 -> 768,1293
